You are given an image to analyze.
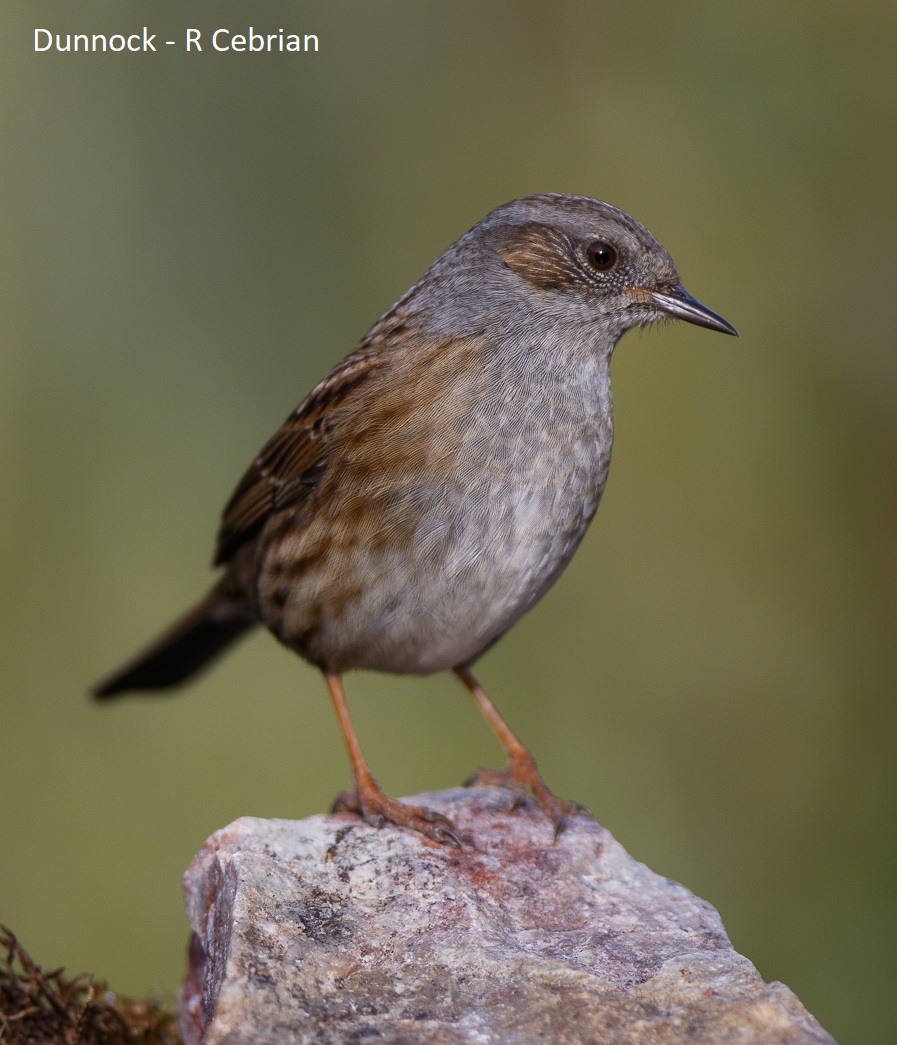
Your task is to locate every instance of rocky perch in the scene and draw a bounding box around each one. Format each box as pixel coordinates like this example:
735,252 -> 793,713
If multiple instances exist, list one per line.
179,787 -> 833,1044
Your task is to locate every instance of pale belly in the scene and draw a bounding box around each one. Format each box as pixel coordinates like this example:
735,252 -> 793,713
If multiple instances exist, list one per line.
259,396 -> 613,676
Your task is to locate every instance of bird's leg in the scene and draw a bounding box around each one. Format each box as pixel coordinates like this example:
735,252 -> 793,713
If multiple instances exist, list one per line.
324,672 -> 461,846
455,666 -> 586,836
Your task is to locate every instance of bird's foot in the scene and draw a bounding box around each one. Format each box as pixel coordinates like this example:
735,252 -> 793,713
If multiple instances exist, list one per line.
466,752 -> 589,839
332,783 -> 463,847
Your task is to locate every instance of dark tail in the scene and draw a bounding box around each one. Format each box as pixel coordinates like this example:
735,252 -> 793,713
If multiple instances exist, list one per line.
92,582 -> 256,698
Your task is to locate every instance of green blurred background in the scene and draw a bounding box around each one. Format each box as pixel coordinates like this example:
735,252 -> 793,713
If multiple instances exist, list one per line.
2,1 -> 895,1040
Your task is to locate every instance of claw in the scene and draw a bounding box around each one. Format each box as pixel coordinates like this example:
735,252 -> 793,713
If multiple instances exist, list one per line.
325,673 -> 465,846
454,667 -> 587,841
464,758 -> 586,841
332,786 -> 463,847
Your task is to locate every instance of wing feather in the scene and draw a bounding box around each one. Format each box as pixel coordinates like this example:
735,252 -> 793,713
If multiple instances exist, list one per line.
214,349 -> 385,564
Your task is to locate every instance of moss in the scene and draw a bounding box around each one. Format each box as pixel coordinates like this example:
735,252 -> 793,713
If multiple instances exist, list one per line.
0,926 -> 179,1044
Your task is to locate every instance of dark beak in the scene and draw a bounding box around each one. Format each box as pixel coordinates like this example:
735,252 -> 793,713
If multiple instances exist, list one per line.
648,284 -> 737,336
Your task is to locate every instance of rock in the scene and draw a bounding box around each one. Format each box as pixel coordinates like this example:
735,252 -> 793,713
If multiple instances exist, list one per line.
179,787 -> 834,1044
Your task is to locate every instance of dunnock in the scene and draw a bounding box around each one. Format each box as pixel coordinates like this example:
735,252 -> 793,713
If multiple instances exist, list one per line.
93,194 -> 736,844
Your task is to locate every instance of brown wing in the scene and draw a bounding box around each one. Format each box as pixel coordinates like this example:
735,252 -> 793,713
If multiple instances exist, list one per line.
214,348 -> 384,565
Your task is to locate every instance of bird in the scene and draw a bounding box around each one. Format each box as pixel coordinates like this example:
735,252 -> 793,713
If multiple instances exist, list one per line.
92,194 -> 736,845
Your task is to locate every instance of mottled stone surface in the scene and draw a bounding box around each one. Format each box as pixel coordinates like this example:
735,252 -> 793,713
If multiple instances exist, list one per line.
180,787 -> 834,1044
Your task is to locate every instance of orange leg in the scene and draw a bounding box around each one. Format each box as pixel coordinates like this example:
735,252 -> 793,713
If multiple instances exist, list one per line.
325,672 -> 461,846
455,666 -> 585,835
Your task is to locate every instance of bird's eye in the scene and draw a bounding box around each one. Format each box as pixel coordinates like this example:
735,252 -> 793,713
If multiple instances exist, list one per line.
586,241 -> 617,271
